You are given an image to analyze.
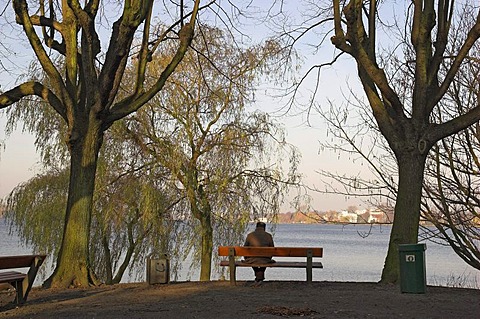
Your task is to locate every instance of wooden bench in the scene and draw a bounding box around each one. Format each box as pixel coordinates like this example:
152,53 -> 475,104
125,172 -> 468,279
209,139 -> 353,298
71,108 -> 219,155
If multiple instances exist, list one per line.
0,255 -> 46,304
218,246 -> 323,285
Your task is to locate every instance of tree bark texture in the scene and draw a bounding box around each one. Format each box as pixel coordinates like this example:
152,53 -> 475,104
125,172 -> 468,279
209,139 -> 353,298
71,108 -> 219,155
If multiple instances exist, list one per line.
199,214 -> 213,281
380,151 -> 427,284
44,121 -> 103,288
186,181 -> 214,281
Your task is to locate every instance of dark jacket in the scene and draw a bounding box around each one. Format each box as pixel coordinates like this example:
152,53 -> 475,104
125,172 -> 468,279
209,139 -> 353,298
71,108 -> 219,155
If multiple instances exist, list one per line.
243,225 -> 275,264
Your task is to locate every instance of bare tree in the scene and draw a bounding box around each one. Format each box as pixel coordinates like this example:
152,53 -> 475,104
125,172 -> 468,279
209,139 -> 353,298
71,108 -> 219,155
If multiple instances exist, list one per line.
325,0 -> 480,284
313,2 -> 480,275
271,0 -> 480,284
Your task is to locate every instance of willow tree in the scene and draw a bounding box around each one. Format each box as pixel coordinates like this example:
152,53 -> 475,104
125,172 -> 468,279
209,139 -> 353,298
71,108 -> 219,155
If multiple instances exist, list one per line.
4,117 -> 190,285
329,1 -> 480,283
91,132 -> 186,284
121,24 -> 300,281
0,0 -> 200,288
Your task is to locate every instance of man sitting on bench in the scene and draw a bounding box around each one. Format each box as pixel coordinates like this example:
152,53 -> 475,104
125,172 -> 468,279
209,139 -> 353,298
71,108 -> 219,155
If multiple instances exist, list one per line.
243,221 -> 275,284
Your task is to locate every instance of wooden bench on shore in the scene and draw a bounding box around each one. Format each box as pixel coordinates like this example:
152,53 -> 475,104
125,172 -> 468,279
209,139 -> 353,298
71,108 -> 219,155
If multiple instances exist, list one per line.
0,254 -> 46,304
218,246 -> 323,285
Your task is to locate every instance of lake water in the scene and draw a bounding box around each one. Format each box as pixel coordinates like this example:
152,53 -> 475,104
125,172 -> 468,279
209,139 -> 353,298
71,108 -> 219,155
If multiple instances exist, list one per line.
1,220 -> 479,288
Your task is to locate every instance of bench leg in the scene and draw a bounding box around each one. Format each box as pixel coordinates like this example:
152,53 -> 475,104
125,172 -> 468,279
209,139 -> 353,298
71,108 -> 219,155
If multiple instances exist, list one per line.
13,280 -> 25,304
229,264 -> 237,285
20,256 -> 43,303
14,256 -> 44,304
228,248 -> 237,285
306,250 -> 313,283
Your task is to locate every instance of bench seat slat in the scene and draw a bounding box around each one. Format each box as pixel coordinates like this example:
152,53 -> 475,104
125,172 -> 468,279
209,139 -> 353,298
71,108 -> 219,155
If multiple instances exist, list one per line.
0,271 -> 27,283
0,255 -> 43,269
219,261 -> 323,268
218,246 -> 323,257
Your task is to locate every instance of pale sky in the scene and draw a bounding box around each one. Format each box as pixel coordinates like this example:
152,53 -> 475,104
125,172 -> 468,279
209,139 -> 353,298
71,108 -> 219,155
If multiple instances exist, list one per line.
0,1 -> 373,213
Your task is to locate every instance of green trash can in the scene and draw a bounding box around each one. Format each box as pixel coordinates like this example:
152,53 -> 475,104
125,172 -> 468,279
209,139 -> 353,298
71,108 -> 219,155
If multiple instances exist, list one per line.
398,243 -> 426,293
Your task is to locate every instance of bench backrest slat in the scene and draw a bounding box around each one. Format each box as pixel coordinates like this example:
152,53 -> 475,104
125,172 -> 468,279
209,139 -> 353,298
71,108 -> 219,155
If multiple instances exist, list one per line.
218,246 -> 322,257
0,255 -> 46,270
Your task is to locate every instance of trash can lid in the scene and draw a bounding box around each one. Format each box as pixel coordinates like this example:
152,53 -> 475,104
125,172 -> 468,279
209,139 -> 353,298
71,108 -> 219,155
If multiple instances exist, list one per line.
398,243 -> 426,251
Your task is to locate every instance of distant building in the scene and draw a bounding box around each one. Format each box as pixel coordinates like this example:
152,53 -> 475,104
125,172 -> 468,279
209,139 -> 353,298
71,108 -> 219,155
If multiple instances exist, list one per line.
338,211 -> 358,223
367,211 -> 385,223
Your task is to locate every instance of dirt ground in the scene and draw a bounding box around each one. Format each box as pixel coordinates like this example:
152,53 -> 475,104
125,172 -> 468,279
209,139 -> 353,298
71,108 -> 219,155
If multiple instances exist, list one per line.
1,280 -> 479,319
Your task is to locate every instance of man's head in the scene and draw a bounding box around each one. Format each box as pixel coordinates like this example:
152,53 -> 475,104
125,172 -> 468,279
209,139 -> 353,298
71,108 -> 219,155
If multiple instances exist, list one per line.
256,221 -> 266,230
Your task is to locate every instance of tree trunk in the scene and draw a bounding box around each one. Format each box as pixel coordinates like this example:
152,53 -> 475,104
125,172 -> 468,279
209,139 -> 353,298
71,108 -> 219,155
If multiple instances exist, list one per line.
102,233 -> 114,285
186,182 -> 214,281
112,221 -> 137,284
380,151 -> 427,284
44,122 -> 103,288
199,214 -> 213,281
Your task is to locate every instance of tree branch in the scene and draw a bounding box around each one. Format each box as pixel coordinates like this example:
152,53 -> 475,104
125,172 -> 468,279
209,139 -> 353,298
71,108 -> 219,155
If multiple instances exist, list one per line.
107,21 -> 195,123
0,81 -> 67,121
431,16 -> 480,111
13,0 -> 70,107
97,0 -> 153,109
